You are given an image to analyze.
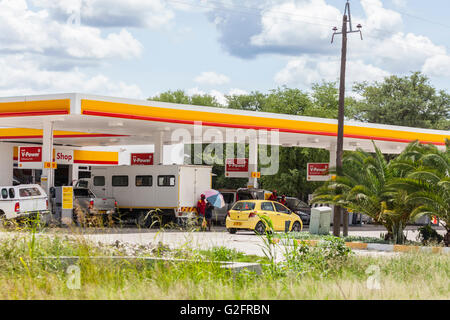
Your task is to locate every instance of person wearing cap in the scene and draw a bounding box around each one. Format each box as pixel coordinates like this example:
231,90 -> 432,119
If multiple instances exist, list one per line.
268,190 -> 278,201
197,194 -> 207,218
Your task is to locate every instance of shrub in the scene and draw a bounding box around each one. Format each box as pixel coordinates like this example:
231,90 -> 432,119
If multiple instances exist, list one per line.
280,236 -> 352,279
417,225 -> 443,245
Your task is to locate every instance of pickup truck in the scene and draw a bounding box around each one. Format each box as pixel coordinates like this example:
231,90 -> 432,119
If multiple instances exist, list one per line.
53,183 -> 116,225
0,184 -> 50,225
73,187 -> 116,216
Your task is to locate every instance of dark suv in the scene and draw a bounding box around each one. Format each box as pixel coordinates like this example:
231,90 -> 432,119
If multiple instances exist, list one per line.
280,196 -> 311,225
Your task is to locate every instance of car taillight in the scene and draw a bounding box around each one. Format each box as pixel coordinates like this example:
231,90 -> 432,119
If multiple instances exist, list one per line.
227,211 -> 230,217
14,202 -> 20,213
249,211 -> 257,218
89,200 -> 94,209
46,200 -> 48,209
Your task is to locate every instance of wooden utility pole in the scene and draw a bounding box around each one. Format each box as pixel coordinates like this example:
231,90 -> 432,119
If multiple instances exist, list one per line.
333,14 -> 347,237
331,1 -> 362,237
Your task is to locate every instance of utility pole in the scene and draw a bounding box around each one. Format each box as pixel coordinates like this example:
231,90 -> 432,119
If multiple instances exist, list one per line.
331,1 -> 362,237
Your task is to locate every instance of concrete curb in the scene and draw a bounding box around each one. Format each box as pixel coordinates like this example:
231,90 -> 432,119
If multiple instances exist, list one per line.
42,255 -> 262,274
272,238 -> 449,254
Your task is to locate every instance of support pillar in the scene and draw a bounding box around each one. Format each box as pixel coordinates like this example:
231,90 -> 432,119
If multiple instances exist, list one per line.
248,135 -> 258,189
71,164 -> 79,185
153,131 -> 164,165
42,121 -> 54,194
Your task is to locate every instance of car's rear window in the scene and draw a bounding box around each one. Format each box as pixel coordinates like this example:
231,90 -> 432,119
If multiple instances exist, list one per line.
74,189 -> 93,197
19,187 -> 41,197
231,202 -> 255,211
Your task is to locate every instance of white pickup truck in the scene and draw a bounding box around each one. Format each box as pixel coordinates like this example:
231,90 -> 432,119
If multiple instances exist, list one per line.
0,184 -> 50,223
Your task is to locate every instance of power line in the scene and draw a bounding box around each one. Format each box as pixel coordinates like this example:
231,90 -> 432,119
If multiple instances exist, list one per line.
167,0 -> 448,40
166,0 -> 335,28
395,9 -> 450,30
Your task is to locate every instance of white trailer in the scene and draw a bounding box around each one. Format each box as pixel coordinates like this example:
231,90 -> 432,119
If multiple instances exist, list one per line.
86,165 -> 212,226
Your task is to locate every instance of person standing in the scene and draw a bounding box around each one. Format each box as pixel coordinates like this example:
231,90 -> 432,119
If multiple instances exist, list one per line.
268,190 -> 278,201
197,194 -> 206,218
279,195 -> 287,205
205,200 -> 213,231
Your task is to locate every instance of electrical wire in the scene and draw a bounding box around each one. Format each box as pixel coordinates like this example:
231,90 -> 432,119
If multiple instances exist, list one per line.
166,0 -> 335,28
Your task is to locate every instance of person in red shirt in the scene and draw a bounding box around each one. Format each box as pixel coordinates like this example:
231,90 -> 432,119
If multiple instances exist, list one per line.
279,195 -> 287,206
197,194 -> 206,217
268,190 -> 278,201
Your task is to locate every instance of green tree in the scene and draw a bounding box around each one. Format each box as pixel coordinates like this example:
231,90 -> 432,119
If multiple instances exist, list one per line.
350,72 -> 450,130
149,90 -> 221,107
226,91 -> 266,111
312,142 -> 423,244
389,140 -> 450,246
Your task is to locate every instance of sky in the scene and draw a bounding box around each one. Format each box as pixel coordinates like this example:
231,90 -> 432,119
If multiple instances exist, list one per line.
1,0 -> 450,105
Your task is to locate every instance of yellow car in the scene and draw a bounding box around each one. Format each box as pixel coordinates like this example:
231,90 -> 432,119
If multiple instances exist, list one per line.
225,200 -> 303,234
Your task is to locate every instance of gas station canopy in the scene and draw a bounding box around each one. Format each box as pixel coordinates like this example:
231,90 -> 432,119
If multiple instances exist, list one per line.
0,93 -> 448,153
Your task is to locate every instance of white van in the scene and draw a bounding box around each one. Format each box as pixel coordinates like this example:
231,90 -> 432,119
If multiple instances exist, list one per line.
0,184 -> 50,221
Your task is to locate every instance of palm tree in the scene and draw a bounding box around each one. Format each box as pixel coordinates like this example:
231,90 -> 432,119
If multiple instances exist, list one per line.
312,142 -> 422,244
389,140 -> 450,246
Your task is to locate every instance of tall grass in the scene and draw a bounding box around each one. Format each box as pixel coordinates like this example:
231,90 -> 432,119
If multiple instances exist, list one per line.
0,217 -> 448,300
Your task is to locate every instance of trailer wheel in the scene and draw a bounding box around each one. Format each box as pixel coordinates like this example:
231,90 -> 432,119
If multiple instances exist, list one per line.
137,212 -> 152,228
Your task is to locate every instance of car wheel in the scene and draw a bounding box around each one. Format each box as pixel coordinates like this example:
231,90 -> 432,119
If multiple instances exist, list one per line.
254,221 -> 266,235
291,221 -> 302,232
0,211 -> 10,228
228,228 -> 237,234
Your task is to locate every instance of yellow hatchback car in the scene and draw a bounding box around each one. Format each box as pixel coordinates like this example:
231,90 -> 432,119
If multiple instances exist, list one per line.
225,200 -> 303,234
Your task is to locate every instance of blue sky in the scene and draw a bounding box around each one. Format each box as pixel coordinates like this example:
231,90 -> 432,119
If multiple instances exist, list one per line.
1,0 -> 450,104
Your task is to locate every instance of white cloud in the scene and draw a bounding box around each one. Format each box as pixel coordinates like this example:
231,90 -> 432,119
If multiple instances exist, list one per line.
359,0 -> 403,36
422,55 -> 450,77
275,56 -> 390,88
186,87 -> 248,106
0,55 -> 143,99
32,0 -> 174,28
0,0 -> 143,61
194,71 -> 230,85
228,88 -> 248,96
251,0 -> 340,53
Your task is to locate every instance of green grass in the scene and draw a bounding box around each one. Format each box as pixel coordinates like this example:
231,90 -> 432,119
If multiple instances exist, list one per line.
0,232 -> 448,299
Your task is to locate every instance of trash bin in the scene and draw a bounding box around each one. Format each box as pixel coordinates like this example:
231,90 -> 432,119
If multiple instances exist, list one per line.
309,206 -> 332,235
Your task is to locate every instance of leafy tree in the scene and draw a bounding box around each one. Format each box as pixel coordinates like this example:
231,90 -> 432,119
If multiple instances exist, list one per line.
226,91 -> 266,111
149,90 -> 221,107
350,72 -> 450,130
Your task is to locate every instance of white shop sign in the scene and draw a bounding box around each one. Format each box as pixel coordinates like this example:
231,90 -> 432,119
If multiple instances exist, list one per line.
55,149 -> 74,165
